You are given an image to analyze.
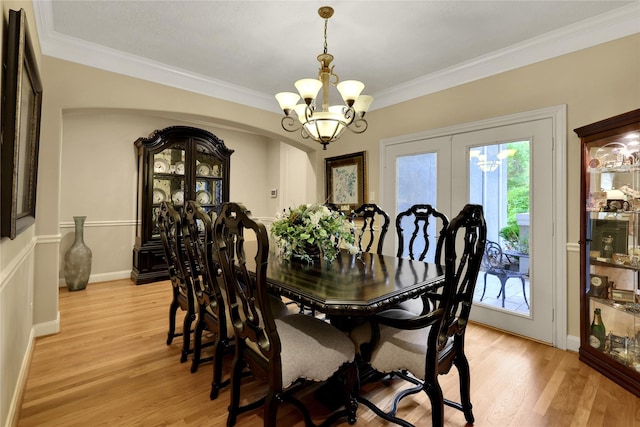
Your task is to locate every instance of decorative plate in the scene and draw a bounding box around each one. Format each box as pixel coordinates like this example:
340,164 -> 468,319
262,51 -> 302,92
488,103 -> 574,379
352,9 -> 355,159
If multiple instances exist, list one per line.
152,188 -> 166,204
212,164 -> 221,177
196,190 -> 211,204
153,158 -> 170,173
196,162 -> 212,176
175,161 -> 185,175
171,189 -> 185,205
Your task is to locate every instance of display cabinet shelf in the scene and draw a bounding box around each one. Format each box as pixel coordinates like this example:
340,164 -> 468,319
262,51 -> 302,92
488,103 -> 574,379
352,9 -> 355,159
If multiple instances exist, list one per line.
575,108 -> 640,396
132,126 -> 233,284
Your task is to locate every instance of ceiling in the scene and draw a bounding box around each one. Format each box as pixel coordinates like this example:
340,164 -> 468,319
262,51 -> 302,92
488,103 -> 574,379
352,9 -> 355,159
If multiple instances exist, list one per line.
33,1 -> 639,114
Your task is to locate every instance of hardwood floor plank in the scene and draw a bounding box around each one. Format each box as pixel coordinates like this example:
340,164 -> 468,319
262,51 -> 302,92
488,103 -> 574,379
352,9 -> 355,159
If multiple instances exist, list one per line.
17,279 -> 640,426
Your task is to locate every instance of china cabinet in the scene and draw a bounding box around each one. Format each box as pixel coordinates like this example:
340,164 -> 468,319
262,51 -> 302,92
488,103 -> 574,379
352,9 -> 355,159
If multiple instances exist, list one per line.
575,109 -> 640,396
132,126 -> 233,284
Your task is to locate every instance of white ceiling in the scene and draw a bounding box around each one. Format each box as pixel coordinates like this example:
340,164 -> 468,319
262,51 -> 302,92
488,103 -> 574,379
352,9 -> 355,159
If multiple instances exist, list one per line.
33,1 -> 640,113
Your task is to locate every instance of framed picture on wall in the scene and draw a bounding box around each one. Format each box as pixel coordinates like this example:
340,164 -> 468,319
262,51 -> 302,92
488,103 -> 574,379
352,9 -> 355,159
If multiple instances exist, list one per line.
325,151 -> 367,214
1,9 -> 43,239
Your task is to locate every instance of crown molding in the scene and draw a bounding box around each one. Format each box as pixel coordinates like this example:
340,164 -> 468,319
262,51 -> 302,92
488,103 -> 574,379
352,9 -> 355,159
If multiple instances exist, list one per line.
34,2 -> 639,113
374,3 -> 640,109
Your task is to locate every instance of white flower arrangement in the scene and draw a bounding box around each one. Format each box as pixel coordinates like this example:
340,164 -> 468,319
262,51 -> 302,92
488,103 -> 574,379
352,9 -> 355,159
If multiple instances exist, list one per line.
270,203 -> 359,262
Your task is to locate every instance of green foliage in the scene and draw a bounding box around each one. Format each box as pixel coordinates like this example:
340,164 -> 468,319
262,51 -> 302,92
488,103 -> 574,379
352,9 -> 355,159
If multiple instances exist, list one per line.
270,204 -> 359,262
500,141 -> 530,254
505,141 -> 530,225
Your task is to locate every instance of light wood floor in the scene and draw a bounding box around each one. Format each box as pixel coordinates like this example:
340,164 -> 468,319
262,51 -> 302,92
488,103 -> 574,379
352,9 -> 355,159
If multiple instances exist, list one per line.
17,279 -> 639,427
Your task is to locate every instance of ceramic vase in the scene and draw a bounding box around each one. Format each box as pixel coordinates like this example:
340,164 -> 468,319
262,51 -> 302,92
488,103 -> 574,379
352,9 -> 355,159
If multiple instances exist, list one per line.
64,216 -> 92,291
292,243 -> 322,263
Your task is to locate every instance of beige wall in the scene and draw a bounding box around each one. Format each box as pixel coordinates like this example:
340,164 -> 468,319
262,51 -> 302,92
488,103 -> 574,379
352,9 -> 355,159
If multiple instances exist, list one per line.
2,2 -> 639,425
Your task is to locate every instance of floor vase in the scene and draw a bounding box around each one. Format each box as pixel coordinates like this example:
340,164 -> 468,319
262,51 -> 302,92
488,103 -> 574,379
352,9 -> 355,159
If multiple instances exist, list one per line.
64,216 -> 92,291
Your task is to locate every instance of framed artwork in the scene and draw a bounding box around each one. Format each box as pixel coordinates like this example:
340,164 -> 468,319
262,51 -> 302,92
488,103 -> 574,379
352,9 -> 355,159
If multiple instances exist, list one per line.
325,151 -> 367,214
1,9 -> 43,239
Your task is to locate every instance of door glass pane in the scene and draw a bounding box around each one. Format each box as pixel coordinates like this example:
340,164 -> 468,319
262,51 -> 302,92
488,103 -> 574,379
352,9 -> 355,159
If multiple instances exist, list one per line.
396,153 -> 438,261
470,141 -> 531,315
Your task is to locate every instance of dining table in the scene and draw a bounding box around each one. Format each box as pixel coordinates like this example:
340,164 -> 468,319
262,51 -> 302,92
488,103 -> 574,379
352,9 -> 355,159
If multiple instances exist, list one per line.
262,246 -> 445,318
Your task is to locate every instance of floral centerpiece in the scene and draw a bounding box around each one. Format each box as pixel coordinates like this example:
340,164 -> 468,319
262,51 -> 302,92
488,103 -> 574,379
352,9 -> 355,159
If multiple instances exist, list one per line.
270,204 -> 359,262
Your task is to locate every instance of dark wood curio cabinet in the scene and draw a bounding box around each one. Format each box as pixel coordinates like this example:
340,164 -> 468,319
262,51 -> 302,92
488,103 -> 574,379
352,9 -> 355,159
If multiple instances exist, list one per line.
131,126 -> 233,284
575,109 -> 640,397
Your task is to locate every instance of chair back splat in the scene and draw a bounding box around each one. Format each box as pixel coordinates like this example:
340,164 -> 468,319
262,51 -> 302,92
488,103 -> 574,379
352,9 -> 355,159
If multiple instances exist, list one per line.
214,202 -> 358,427
351,203 -> 390,254
158,201 -> 196,363
394,204 -> 450,315
356,204 -> 486,427
396,204 -> 449,263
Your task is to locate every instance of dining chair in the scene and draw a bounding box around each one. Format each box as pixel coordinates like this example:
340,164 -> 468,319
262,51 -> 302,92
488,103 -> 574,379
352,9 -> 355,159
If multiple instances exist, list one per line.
324,202 -> 341,212
350,203 -> 390,254
395,204 -> 449,315
183,201 -> 290,398
158,201 -> 196,363
213,202 -> 358,427
480,240 -> 529,308
355,204 -> 486,427
181,201 -> 230,396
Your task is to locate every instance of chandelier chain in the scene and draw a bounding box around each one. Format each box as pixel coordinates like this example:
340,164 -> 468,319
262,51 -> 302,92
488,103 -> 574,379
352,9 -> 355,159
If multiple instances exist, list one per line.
323,17 -> 328,54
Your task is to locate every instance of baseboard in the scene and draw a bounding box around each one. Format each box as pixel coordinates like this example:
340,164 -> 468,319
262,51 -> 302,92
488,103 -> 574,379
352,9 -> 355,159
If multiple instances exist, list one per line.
33,311 -> 60,338
58,270 -> 132,287
5,328 -> 35,427
566,334 -> 580,352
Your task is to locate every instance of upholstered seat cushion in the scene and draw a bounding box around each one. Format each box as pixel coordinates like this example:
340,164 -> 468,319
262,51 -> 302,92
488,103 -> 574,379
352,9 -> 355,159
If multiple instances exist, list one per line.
369,324 -> 432,380
393,297 -> 424,315
268,294 -> 291,319
349,308 -> 418,356
276,314 -> 355,389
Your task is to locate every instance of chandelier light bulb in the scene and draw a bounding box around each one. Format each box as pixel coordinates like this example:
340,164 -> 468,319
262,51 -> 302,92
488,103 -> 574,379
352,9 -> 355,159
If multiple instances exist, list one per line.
353,95 -> 373,115
336,80 -> 365,106
295,79 -> 323,104
275,92 -> 300,112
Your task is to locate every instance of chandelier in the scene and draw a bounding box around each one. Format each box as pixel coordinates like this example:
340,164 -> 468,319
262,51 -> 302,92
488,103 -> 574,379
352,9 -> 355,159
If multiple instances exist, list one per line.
275,6 -> 373,149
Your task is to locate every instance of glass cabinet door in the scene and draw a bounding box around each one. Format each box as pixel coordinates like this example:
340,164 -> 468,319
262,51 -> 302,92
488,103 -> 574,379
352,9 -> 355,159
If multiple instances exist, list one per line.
576,109 -> 640,397
194,150 -> 223,217
586,141 -> 640,369
152,148 -> 186,237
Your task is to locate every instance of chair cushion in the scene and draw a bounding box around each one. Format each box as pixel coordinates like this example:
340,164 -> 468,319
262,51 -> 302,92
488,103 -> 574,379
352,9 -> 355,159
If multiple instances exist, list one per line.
349,308 -> 419,356
393,298 -> 424,315
268,294 -> 291,319
369,324 -> 432,381
348,321 -> 372,356
276,314 -> 355,389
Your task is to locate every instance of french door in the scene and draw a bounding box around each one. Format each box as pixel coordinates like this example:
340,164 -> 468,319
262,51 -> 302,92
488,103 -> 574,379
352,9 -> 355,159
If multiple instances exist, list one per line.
381,109 -> 565,345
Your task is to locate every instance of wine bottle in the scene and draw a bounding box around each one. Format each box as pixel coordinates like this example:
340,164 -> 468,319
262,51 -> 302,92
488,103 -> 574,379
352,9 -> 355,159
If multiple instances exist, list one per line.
590,308 -> 606,351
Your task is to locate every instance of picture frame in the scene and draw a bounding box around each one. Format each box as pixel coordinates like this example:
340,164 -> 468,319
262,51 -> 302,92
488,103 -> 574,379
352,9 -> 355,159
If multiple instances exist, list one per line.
587,274 -> 608,298
325,151 -> 367,214
1,9 -> 43,239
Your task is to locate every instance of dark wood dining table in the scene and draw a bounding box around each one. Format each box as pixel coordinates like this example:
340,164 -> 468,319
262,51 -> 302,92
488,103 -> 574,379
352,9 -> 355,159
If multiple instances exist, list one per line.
263,247 -> 445,317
